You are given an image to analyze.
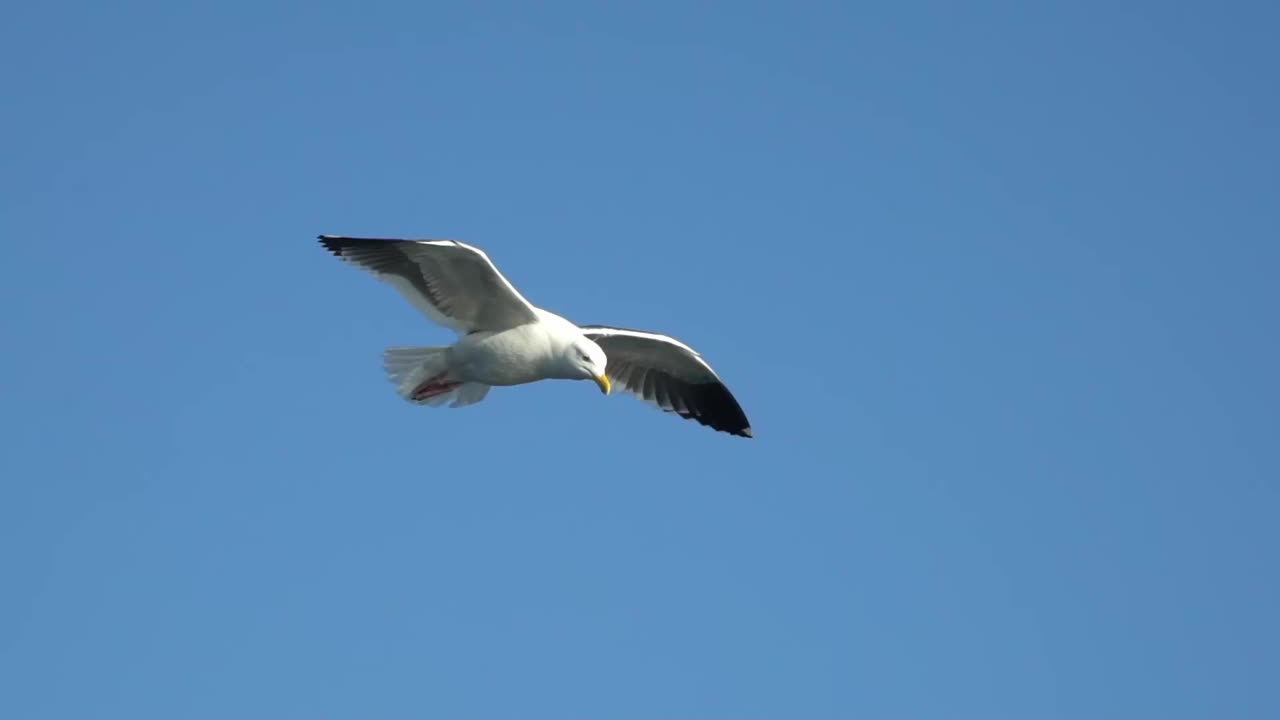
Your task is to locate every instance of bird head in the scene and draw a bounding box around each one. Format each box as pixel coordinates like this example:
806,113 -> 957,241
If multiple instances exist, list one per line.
566,337 -> 611,394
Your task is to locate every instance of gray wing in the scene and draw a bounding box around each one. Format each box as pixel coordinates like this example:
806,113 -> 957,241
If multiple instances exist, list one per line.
579,325 -> 752,438
319,236 -> 539,332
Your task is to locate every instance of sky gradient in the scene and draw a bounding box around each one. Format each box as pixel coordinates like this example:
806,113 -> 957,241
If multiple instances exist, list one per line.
2,1 -> 1278,718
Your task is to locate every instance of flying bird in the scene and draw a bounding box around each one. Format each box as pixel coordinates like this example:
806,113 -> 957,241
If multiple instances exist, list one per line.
318,236 -> 752,437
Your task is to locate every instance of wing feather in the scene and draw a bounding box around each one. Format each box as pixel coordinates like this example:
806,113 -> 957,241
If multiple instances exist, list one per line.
319,236 -> 539,332
579,325 -> 752,438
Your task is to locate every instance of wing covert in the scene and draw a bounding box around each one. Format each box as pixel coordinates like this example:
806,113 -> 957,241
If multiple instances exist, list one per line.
319,236 -> 538,332
579,325 -> 752,438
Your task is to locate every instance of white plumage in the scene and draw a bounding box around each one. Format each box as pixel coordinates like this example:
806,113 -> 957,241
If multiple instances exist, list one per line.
319,236 -> 752,437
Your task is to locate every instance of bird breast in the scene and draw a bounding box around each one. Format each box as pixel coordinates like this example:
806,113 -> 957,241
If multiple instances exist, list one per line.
452,324 -> 559,386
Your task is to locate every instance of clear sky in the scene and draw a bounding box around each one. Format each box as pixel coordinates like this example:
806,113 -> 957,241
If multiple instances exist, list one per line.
2,1 -> 1277,718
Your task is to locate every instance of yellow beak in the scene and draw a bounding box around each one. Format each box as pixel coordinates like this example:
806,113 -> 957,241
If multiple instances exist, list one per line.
594,374 -> 612,395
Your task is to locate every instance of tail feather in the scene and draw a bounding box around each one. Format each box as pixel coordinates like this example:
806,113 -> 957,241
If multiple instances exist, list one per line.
382,346 -> 491,408
383,346 -> 450,404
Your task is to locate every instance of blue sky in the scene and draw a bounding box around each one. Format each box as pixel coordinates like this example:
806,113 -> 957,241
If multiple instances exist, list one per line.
2,1 -> 1277,718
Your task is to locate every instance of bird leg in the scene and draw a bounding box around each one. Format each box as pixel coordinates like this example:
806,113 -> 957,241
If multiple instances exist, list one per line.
411,373 -> 461,402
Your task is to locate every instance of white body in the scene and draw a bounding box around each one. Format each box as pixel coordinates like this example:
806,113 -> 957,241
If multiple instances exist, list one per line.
448,310 -> 585,386
320,235 -> 752,436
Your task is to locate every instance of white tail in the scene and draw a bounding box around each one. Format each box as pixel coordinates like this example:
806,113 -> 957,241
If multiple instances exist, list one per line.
381,346 -> 490,408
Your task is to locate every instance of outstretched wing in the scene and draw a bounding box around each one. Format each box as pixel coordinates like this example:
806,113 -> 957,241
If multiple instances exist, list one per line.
579,325 -> 752,438
319,235 -> 539,333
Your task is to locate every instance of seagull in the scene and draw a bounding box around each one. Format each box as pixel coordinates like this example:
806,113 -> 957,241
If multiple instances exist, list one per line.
318,236 -> 753,437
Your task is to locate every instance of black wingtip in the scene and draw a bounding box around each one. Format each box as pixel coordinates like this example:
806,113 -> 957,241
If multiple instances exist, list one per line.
318,235 -> 351,257
684,382 -> 752,438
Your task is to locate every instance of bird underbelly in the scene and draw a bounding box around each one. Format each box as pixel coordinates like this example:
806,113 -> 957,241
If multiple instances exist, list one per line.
467,361 -> 544,386
452,328 -> 551,386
